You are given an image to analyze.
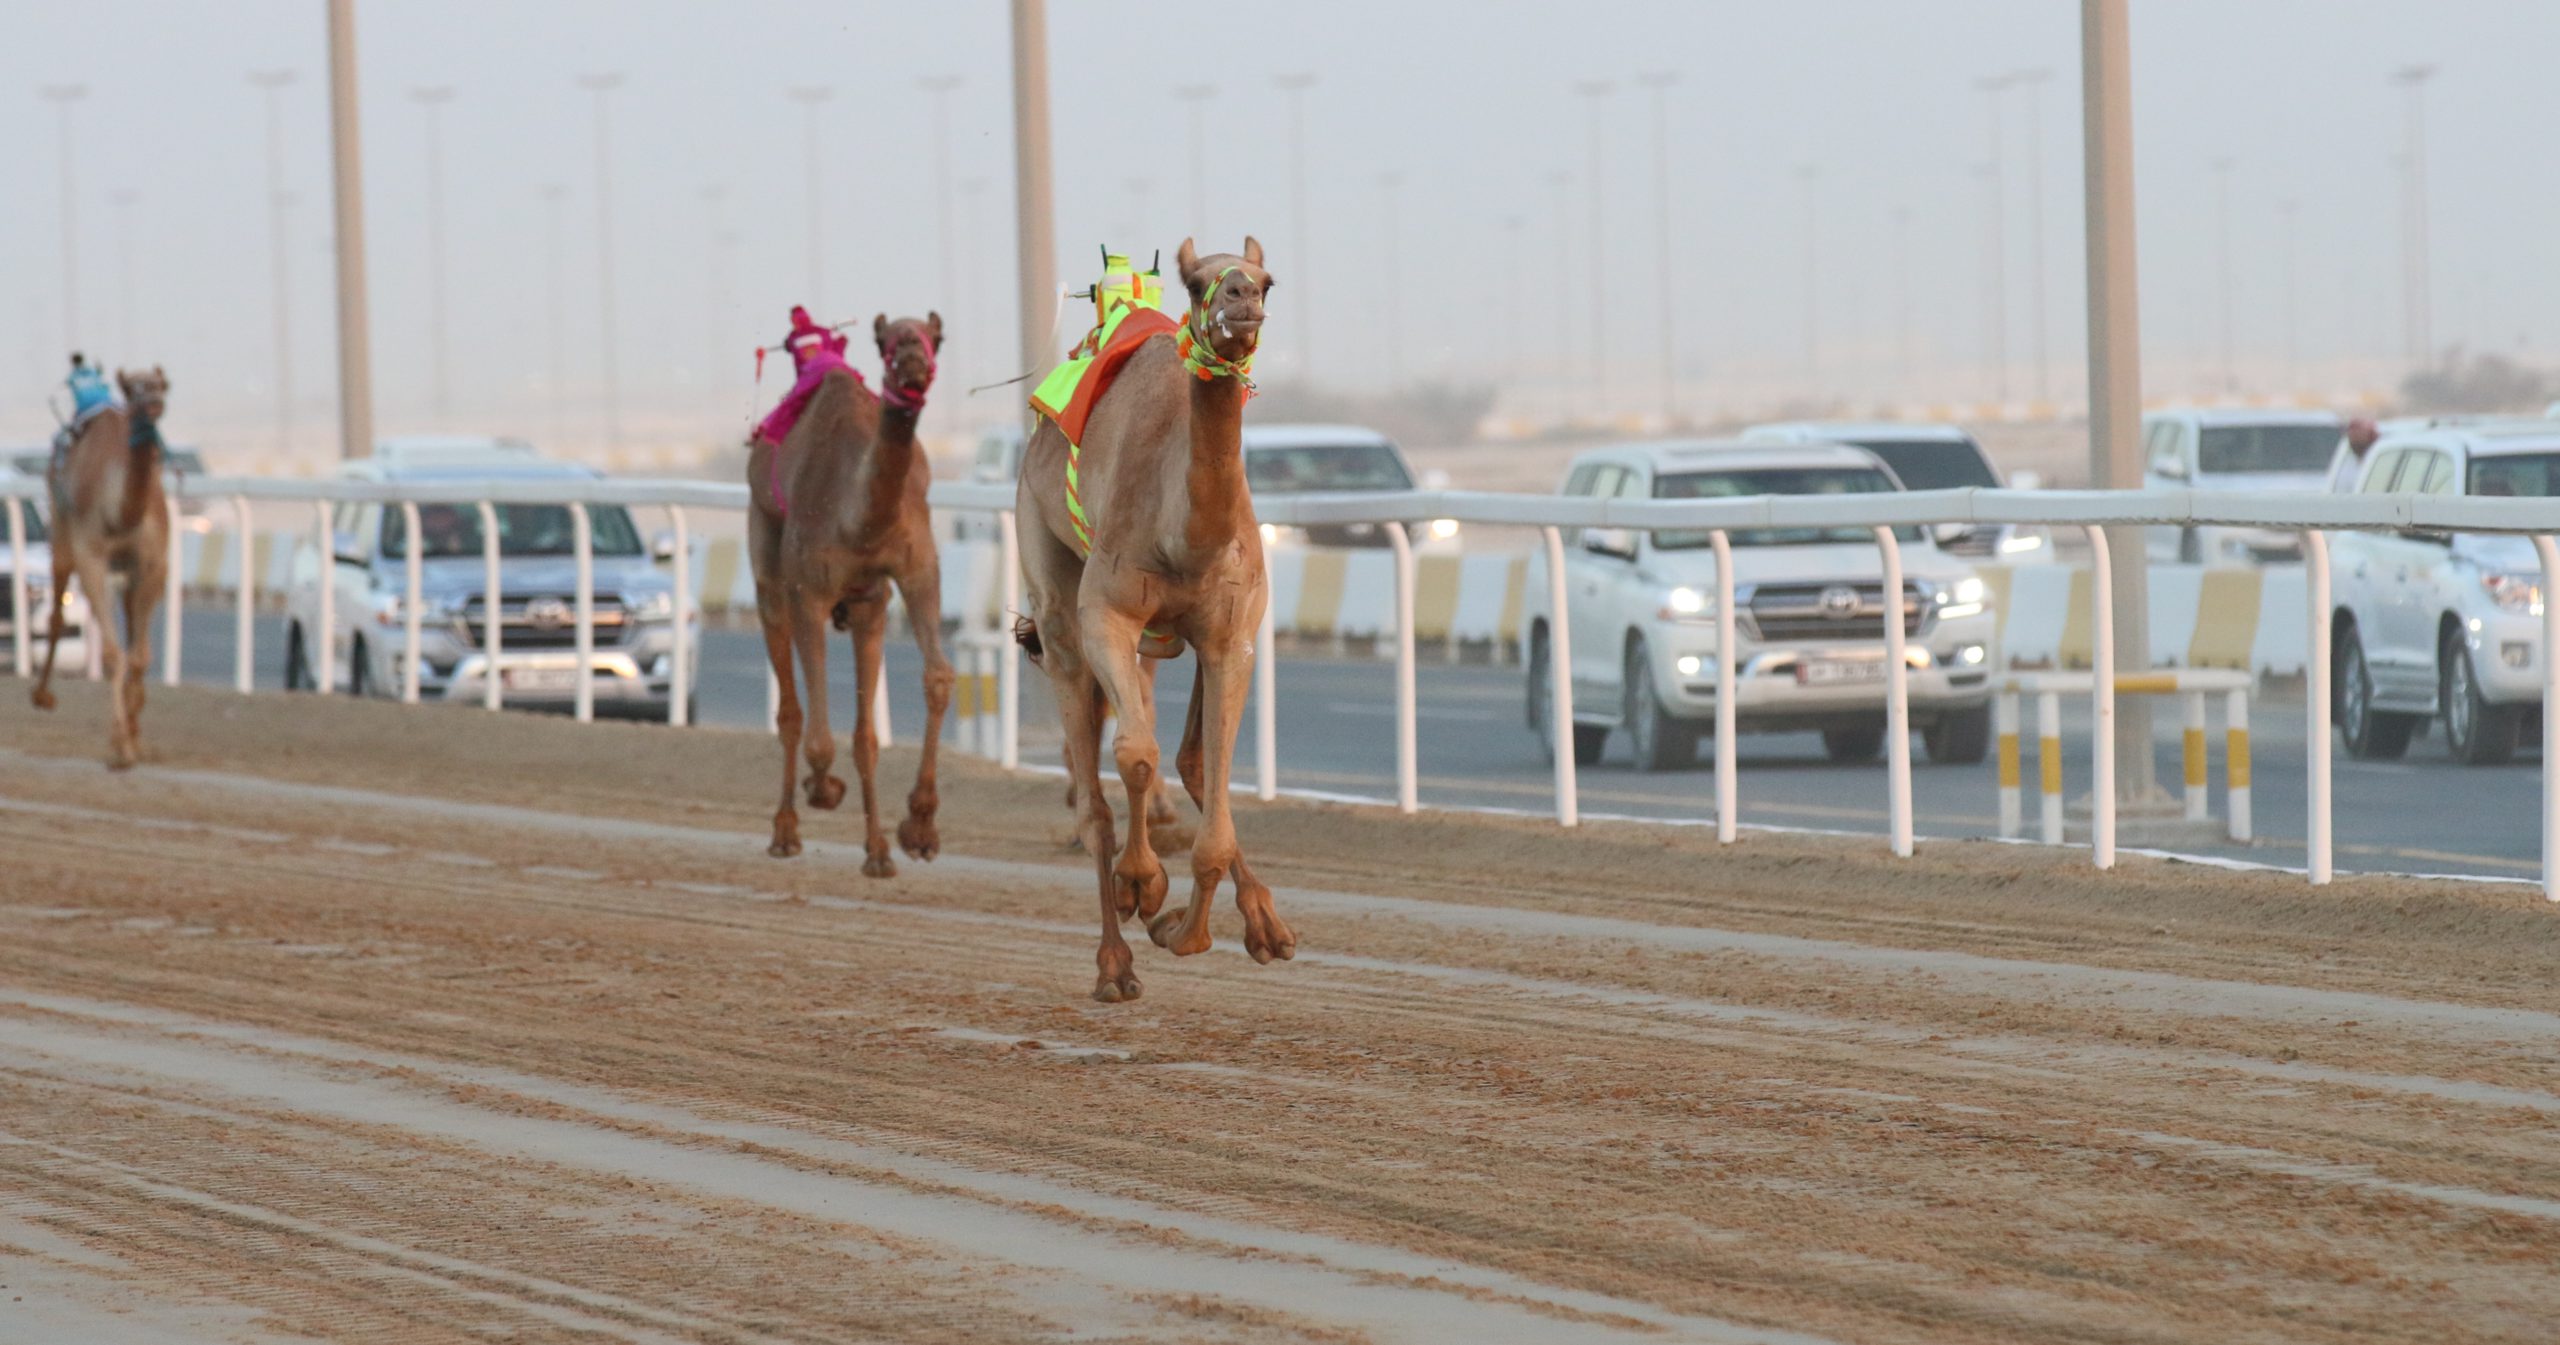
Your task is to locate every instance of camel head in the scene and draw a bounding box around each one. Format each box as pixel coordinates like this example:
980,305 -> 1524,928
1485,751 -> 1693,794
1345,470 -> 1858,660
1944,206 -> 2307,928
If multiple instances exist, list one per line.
117,366 -> 170,422
873,312 -> 941,412
1175,236 -> 1272,371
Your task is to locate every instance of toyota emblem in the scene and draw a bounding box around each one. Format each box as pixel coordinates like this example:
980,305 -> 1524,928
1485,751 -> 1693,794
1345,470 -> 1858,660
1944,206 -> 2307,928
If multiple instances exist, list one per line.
1817,585 -> 1862,619
525,598 -> 571,630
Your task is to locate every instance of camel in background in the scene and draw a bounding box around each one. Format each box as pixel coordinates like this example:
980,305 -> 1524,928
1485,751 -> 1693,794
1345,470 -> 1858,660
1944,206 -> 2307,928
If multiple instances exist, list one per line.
746,315 -> 955,875
1017,237 -> 1291,1002
32,366 -> 172,769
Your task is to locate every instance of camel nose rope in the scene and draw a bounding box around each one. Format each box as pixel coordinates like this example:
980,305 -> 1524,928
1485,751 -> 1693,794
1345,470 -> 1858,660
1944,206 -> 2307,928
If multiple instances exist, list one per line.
878,329 -> 938,413
1176,266 -> 1260,390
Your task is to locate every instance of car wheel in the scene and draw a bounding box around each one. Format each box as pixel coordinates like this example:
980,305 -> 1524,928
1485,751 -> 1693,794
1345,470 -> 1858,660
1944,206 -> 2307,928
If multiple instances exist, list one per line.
1923,704 -> 1991,765
1821,722 -> 1886,764
348,636 -> 371,698
2441,638 -> 2520,766
2177,528 -> 2202,565
2338,627 -> 2414,760
1623,638 -> 1698,773
284,623 -> 313,691
1527,626 -> 1608,766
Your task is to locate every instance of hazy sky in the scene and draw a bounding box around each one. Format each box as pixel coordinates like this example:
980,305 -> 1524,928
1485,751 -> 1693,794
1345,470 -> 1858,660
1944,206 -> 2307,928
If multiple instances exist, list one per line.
3,1 -> 2550,458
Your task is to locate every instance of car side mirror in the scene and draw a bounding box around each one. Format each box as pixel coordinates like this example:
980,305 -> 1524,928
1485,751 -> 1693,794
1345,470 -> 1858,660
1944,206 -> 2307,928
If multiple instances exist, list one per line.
651,529 -> 680,562
1582,526 -> 1637,560
331,531 -> 368,566
1930,522 -> 1970,546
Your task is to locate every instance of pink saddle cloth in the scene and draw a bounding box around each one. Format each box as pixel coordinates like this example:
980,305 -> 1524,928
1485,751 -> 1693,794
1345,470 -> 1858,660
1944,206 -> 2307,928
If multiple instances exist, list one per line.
756,352 -> 863,515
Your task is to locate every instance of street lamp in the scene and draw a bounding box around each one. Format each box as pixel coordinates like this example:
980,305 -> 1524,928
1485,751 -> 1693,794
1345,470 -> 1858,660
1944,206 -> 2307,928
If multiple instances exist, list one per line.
1572,79 -> 1614,422
787,86 -> 832,308
110,189 -> 139,356
1635,70 -> 1679,422
1173,83 -> 1216,239
537,183 -> 568,447
1891,205 -> 1914,396
1274,73 -> 1317,383
38,83 -> 86,351
1546,168 -> 1574,423
248,70 -> 295,456
2277,197 -> 2300,392
411,85 -> 455,423
579,72 -> 625,454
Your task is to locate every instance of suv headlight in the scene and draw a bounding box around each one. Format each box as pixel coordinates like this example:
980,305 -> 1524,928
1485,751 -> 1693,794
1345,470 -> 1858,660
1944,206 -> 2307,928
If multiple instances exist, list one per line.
1258,523 -> 1305,546
1426,518 -> 1461,541
1932,576 -> 1989,621
2481,572 -> 2544,616
1657,585 -> 1715,622
630,590 -> 676,622
374,593 -> 457,628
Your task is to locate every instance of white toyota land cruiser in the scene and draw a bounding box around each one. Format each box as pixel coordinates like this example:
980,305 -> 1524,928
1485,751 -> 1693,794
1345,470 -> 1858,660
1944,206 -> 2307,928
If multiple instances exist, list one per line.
1525,441 -> 1997,771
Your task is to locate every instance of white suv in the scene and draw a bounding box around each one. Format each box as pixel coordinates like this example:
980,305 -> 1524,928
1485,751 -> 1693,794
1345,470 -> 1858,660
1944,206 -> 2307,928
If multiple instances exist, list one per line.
1740,421 -> 2047,560
1526,441 -> 1998,771
2331,421 -> 2560,764
2140,407 -> 2343,563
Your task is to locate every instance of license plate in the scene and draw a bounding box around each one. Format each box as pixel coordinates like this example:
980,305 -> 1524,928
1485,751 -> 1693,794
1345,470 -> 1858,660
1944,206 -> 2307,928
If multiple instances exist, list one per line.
503,667 -> 581,693
1799,659 -> 1887,686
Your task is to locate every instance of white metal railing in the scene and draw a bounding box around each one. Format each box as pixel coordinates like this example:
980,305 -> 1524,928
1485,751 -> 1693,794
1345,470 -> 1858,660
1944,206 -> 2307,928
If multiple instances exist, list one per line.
8,475 -> 2560,898
1996,668 -> 2252,845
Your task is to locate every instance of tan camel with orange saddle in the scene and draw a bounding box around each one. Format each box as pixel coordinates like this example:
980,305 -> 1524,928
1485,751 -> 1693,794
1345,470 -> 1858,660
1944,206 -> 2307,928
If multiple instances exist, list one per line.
1017,237 -> 1292,1002
32,367 -> 172,769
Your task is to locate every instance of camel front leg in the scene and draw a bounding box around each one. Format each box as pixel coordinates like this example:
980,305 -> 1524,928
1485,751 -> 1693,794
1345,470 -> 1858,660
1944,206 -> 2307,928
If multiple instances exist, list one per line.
66,547 -> 133,768
123,545 -> 164,739
842,597 -> 894,877
1158,637 -> 1294,964
791,593 -> 846,820
757,597 -> 806,857
1084,609 -> 1169,927
29,543 -> 71,711
891,559 -> 955,862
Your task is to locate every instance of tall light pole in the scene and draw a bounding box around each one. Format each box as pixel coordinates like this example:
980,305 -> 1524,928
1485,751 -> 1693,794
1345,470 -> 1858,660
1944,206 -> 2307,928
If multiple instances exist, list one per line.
918,74 -> 962,309
1795,163 -> 1821,391
1572,80 -> 1613,421
1274,73 -> 1317,383
2277,197 -> 2300,392
2083,0 -> 2158,821
1547,168 -> 1574,423
110,189 -> 139,357
2212,156 -> 2236,392
326,0 -> 375,462
579,72 -> 624,453
2012,67 -> 2054,404
1975,73 -> 2012,406
411,85 -> 455,422
1011,0 -> 1059,400
2392,63 -> 2436,369
1378,170 -> 1404,387
537,183 -> 567,447
787,85 -> 831,308
1636,70 -> 1679,422
1174,83 -> 1216,239
249,70 -> 295,457
39,84 -> 86,351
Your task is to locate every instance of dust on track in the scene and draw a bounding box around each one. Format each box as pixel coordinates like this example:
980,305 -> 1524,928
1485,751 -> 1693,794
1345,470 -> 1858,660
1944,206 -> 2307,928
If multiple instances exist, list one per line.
2,681 -> 2557,1343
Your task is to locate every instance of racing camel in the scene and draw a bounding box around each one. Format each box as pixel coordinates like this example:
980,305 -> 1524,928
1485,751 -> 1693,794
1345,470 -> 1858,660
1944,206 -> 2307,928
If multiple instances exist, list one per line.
31,365 -> 172,769
746,312 -> 955,875
1018,237 -> 1291,1002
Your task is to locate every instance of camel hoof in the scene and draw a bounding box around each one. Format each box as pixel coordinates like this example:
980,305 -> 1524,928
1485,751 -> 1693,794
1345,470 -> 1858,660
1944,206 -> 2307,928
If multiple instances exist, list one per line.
107,754 -> 137,773
1117,863 -> 1168,923
862,852 -> 898,879
31,689 -> 55,711
1247,927 -> 1297,965
805,773 -> 845,810
896,816 -> 939,862
768,839 -> 802,859
1147,906 -> 1212,956
1092,971 -> 1143,1003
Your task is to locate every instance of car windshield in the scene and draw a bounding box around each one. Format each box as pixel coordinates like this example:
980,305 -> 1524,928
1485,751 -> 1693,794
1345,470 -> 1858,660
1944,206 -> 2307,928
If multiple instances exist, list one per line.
1651,467 -> 1920,549
2468,454 -> 2560,498
380,502 -> 645,558
11,502 -> 47,543
1845,439 -> 1998,491
1246,443 -> 1414,493
164,449 -> 205,474
2198,425 -> 2337,474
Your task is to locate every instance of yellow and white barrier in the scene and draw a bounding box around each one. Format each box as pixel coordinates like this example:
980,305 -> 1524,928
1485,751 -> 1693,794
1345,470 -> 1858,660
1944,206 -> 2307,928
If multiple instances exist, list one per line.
1978,562 -> 2308,675
1996,668 -> 2253,845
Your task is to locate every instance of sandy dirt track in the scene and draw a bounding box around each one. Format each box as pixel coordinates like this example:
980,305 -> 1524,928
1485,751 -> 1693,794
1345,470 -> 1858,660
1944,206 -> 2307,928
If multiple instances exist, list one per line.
2,681 -> 2557,1343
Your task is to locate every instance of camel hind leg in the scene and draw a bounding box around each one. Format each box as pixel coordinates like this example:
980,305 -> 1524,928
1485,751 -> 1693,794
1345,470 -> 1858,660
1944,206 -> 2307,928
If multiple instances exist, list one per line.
120,545 -> 163,759
65,545 -> 134,767
890,554 -> 955,863
29,540 -> 72,711
1084,611 -> 1170,929
841,595 -> 895,877
757,602 -> 806,858
1155,639 -> 1293,964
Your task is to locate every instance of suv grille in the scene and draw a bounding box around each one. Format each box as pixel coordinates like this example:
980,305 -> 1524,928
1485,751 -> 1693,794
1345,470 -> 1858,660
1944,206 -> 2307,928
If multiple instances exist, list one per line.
463,595 -> 628,650
1743,583 -> 1927,641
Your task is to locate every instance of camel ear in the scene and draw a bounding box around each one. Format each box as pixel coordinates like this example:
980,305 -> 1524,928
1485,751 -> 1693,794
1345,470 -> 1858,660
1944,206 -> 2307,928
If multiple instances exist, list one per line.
1176,236 -> 1200,284
115,370 -> 134,397
873,314 -> 889,346
155,364 -> 168,391
926,311 -> 944,349
1242,235 -> 1263,268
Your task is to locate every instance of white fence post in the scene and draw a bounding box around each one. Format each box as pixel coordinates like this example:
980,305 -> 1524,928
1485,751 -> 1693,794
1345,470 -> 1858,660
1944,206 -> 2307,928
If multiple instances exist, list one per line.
2037,690 -> 2064,845
1875,526 -> 1912,857
2225,685 -> 2252,843
8,496 -> 28,679
232,496 -> 254,694
2304,529 -> 2332,885
2085,524 -> 2117,870
478,501 -> 502,710
1256,577 -> 1277,801
399,500 -> 423,704
1390,521 -> 1418,814
1541,525 -> 1578,828
2534,535 -> 2560,902
1711,528 -> 1737,843
313,500 -> 334,695
571,502 -> 593,723
161,506 -> 182,687
2182,690 -> 2208,823
1996,688 -> 2021,839
998,508 -> 1021,771
669,504 -> 689,727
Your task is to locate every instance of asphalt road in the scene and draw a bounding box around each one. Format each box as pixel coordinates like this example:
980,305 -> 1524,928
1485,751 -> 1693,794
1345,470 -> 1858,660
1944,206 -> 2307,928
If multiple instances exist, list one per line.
128,612 -> 2546,882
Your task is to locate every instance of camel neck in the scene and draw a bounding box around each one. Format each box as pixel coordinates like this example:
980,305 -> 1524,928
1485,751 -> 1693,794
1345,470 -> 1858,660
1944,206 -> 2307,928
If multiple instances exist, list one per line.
1182,375 -> 1251,554
855,402 -> 923,536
